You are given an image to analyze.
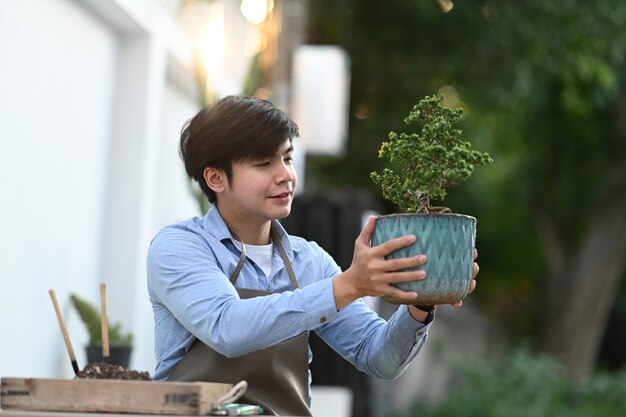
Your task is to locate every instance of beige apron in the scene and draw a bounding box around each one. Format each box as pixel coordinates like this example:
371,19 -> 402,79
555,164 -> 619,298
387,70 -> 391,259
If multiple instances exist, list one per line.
168,227 -> 312,416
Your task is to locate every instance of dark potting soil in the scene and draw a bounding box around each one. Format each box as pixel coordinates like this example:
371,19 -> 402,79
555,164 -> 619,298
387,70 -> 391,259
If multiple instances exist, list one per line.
76,362 -> 151,380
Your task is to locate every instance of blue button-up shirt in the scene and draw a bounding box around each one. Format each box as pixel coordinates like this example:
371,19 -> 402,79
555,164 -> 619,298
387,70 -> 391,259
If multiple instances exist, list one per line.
147,207 -> 432,383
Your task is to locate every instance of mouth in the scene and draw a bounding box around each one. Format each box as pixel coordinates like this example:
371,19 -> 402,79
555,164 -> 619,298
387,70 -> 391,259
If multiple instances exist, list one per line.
269,191 -> 292,199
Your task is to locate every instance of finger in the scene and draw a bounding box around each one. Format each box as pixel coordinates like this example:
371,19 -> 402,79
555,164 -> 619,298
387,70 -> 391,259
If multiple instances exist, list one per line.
383,269 -> 426,284
384,255 -> 427,272
468,279 -> 477,294
474,248 -> 478,260
472,262 -> 479,278
373,234 -> 417,256
453,299 -> 463,308
384,287 -> 418,303
356,215 -> 377,245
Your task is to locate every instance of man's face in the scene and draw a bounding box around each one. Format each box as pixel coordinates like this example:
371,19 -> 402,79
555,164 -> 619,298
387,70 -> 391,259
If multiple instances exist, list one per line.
218,140 -> 297,227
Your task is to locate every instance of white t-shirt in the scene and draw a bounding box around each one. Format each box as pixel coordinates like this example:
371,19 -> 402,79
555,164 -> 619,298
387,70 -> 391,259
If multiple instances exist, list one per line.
233,240 -> 274,279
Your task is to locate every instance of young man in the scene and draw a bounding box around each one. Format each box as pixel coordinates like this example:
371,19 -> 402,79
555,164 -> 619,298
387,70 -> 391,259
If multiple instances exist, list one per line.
147,95 -> 478,416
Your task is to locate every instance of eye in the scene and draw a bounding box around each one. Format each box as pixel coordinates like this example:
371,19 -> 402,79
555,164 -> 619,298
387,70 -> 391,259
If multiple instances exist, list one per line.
284,155 -> 293,163
255,161 -> 270,167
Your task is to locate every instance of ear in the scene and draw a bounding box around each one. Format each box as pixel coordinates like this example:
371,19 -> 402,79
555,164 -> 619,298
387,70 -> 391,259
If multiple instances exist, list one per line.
203,167 -> 227,194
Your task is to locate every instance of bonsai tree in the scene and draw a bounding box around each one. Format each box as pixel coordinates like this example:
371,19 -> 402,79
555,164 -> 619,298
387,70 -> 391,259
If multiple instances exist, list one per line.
370,94 -> 493,213
70,293 -> 133,347
369,95 -> 493,305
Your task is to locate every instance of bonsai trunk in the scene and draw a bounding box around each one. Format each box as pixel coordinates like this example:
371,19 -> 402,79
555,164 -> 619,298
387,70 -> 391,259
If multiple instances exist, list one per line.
538,165 -> 626,381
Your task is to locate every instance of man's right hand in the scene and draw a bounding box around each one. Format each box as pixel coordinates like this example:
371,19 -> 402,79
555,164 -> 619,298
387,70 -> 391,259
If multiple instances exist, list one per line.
332,215 -> 427,310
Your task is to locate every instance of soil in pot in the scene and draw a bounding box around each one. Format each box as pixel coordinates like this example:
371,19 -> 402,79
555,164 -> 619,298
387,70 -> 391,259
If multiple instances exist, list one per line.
76,362 -> 151,380
80,345 -> 150,380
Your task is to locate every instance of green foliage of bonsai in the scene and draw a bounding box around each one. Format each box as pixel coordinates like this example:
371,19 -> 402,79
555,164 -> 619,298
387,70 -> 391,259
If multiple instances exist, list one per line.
370,95 -> 493,213
70,293 -> 133,347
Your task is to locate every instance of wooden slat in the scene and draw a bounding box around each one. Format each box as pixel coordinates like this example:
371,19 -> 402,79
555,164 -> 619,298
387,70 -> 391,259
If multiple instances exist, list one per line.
1,378 -> 232,415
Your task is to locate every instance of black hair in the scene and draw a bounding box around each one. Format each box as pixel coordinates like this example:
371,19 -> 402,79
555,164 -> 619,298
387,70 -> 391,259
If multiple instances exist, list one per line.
179,95 -> 299,203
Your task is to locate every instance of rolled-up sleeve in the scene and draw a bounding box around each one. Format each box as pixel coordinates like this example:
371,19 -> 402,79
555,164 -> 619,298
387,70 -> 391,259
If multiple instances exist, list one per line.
315,299 -> 432,380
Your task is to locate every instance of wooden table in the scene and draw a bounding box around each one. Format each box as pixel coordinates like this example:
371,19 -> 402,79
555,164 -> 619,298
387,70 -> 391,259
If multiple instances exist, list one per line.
0,412 -> 305,417
1,413 -> 191,417
1,379 -> 309,417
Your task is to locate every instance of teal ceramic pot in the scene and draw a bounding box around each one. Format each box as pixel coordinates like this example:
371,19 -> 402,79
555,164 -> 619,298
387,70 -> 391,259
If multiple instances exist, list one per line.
371,213 -> 476,305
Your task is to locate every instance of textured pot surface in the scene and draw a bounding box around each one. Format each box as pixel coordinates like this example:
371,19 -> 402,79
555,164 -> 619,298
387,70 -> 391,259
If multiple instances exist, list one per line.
371,213 -> 476,305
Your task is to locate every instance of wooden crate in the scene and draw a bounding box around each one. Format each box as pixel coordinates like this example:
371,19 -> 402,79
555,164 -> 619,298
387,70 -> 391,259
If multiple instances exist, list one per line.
0,378 -> 233,415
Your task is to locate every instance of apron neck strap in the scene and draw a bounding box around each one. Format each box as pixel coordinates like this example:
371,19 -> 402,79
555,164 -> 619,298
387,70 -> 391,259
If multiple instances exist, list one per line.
228,223 -> 299,290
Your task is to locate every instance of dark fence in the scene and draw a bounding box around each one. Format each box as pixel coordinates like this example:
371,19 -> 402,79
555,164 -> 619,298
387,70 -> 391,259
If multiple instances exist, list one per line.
280,188 -> 385,417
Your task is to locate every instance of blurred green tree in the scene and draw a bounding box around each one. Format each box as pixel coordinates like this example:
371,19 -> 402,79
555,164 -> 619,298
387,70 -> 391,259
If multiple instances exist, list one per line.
397,349 -> 626,417
307,0 -> 626,380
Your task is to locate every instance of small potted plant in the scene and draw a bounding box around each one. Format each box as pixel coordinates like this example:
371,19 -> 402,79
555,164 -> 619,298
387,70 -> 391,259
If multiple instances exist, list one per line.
370,94 -> 492,305
70,293 -> 133,367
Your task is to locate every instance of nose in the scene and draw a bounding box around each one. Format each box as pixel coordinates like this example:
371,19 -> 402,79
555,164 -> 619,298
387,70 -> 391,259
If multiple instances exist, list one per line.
275,161 -> 294,184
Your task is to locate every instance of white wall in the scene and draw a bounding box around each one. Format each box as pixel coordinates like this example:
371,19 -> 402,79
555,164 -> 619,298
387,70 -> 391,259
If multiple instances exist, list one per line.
0,0 -> 200,379
154,83 -> 203,228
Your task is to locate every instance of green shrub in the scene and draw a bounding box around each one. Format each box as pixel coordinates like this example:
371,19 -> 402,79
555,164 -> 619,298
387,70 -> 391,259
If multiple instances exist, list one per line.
370,95 -> 492,213
396,349 -> 626,417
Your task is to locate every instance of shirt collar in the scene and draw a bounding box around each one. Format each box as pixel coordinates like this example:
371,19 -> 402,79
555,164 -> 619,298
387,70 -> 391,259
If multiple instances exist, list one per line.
202,206 -> 303,257
203,206 -> 234,242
